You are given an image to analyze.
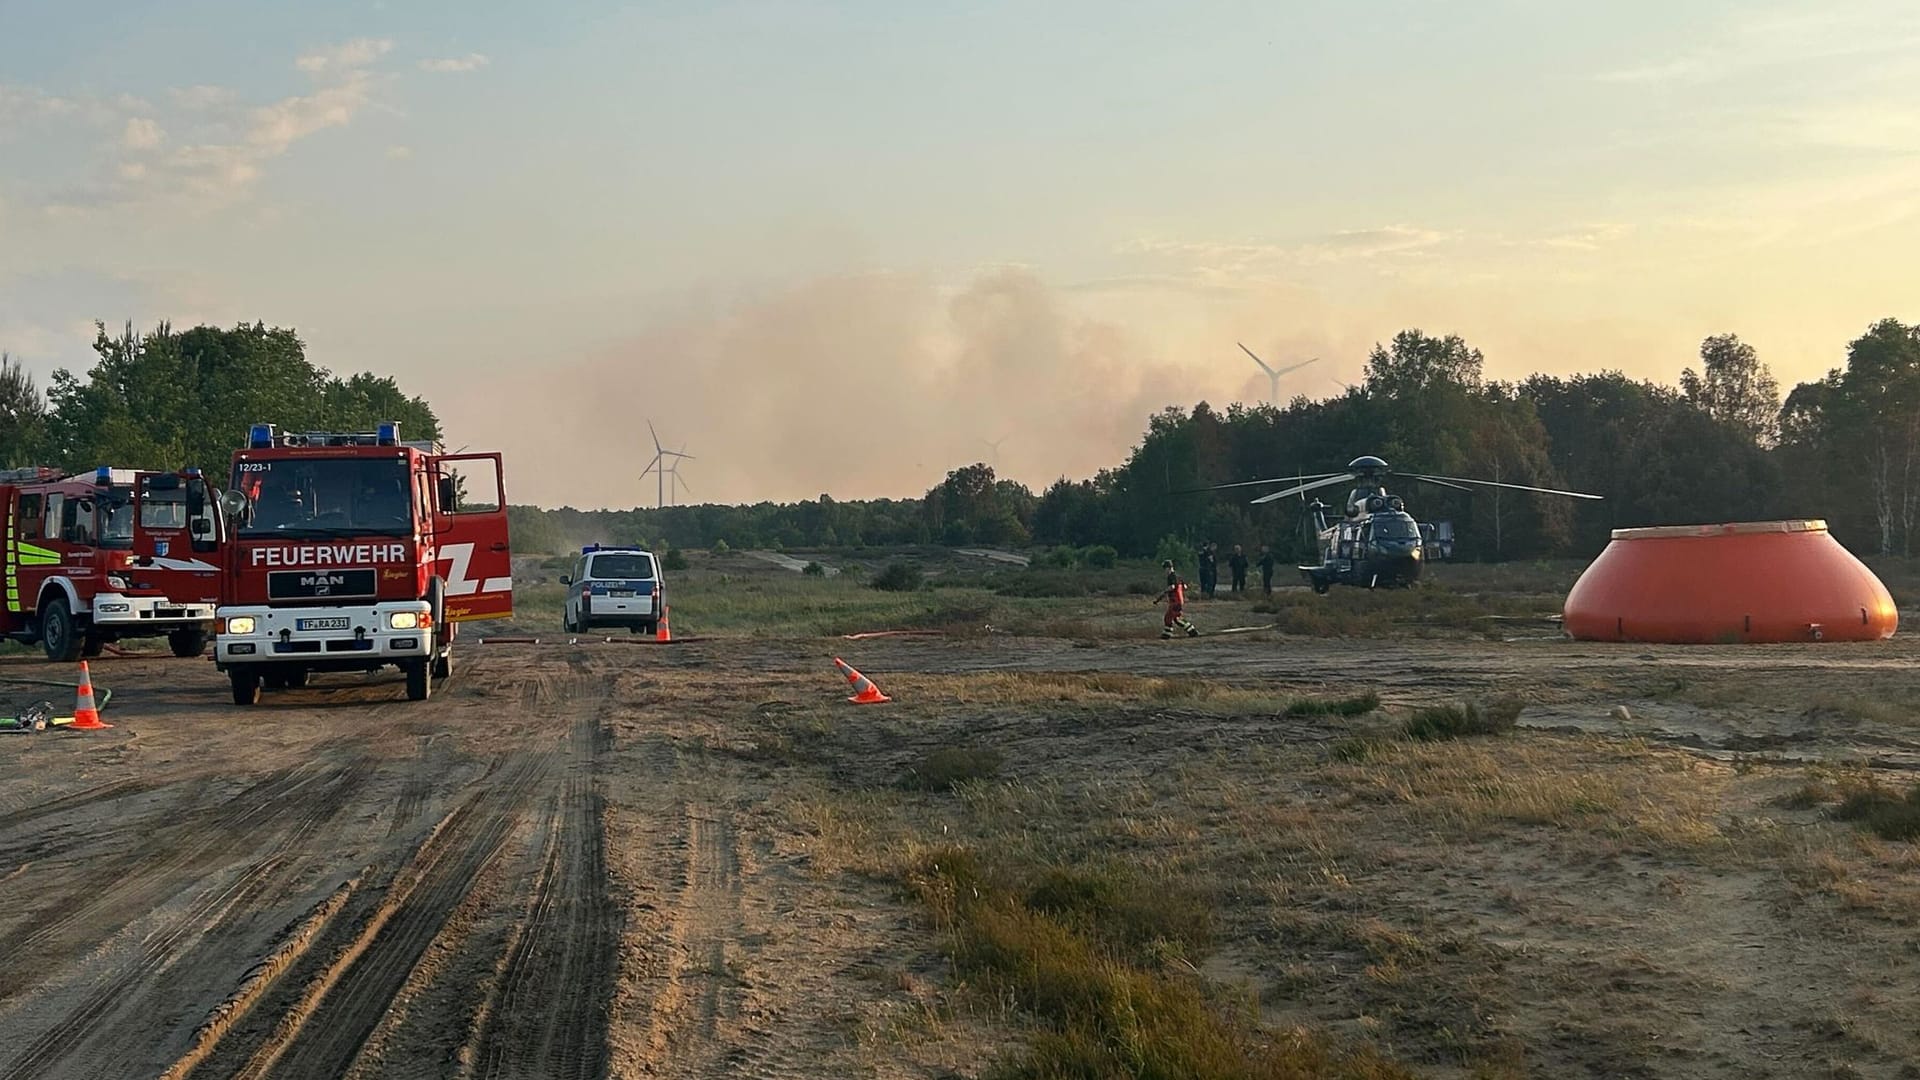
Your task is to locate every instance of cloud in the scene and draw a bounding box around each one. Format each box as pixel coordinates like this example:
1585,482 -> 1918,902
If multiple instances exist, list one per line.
122,116 -> 164,150
418,53 -> 489,73
1111,226 -> 1459,297
386,145 -> 413,159
296,38 -> 393,75
1534,223 -> 1633,252
1596,5 -> 1920,86
35,39 -> 392,214
169,85 -> 237,110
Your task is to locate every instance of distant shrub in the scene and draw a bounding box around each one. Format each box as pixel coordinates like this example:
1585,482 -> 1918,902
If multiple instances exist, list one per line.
1040,546 -> 1079,569
994,572 -> 1091,598
712,539 -> 731,556
872,561 -> 923,592
662,548 -> 689,571
802,561 -> 825,577
1081,545 -> 1118,569
1153,535 -> 1189,570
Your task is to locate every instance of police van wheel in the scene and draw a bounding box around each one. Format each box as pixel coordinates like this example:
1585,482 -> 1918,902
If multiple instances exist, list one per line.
169,628 -> 208,658
406,659 -> 432,701
40,598 -> 82,664
230,670 -> 261,706
1311,575 -> 1332,595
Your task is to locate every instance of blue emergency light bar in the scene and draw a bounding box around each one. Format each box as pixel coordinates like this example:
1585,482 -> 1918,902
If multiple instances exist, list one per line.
94,466 -> 111,485
183,467 -> 202,477
377,421 -> 399,445
249,423 -> 275,448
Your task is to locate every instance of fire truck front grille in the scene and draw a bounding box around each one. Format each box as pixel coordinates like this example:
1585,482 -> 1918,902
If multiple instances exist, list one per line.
143,607 -> 191,620
272,639 -> 376,654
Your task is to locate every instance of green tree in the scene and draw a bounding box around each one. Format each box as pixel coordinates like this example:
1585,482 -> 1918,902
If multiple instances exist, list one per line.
46,320 -> 442,475
1,352 -> 50,467
1681,334 -> 1780,445
1364,330 -> 1484,397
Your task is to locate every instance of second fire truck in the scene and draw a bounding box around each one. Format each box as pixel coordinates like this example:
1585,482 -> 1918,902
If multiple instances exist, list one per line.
2,465 -> 225,661
212,421 -> 514,704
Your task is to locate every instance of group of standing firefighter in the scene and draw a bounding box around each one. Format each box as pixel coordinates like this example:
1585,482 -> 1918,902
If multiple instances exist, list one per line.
1152,540 -> 1284,639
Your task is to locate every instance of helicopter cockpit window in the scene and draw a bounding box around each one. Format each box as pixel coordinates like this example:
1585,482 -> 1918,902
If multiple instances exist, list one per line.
1373,515 -> 1419,540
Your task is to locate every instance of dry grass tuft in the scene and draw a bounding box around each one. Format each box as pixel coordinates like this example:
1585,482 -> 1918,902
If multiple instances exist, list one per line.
1830,779 -> 1920,842
905,846 -> 1416,1080
899,747 -> 1005,792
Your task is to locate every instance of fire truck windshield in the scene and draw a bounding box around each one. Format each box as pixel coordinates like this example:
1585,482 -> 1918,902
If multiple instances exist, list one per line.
233,458 -> 413,539
100,487 -> 135,547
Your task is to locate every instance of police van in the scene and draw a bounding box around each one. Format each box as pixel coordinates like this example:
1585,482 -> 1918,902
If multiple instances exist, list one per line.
561,544 -> 662,634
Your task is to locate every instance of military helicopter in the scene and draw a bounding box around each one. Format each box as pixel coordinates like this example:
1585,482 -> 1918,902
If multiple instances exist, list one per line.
1194,455 -> 1603,592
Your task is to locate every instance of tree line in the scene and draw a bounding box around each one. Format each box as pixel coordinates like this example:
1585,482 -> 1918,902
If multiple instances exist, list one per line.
8,316 -> 1920,562
519,318 -> 1920,562
1,321 -> 441,473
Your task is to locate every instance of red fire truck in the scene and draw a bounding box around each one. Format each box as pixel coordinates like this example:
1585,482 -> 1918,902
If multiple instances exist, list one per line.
212,421 -> 513,705
2,465 -> 225,661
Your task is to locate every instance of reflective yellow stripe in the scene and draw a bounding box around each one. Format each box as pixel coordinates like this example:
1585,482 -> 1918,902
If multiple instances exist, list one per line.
4,508 -> 15,613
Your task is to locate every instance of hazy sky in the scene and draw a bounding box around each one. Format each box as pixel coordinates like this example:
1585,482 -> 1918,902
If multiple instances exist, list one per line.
4,0 -> 1917,508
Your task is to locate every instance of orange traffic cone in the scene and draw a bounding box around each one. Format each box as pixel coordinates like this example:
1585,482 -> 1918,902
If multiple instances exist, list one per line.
69,660 -> 111,730
832,657 -> 891,704
656,606 -> 671,642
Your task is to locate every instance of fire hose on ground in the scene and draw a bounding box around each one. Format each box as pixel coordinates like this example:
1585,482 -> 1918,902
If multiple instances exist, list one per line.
0,674 -> 114,732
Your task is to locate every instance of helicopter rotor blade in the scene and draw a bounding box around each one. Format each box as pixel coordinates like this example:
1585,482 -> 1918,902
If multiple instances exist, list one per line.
1406,473 -> 1604,500
1399,473 -> 1474,493
1251,473 -> 1355,505
1170,472 -> 1344,496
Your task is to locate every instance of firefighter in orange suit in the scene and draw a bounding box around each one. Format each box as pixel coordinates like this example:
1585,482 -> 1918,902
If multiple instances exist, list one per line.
1155,560 -> 1199,638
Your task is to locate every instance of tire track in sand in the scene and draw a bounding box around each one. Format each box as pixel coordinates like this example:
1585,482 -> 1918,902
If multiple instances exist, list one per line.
0,760 -> 373,1080
638,801 -> 746,1074
469,711 -> 620,1080
209,753 -> 550,1080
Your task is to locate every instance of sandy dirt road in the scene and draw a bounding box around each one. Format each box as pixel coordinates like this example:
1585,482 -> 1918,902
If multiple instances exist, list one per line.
2,629 -> 1917,1078
0,641 -> 965,1080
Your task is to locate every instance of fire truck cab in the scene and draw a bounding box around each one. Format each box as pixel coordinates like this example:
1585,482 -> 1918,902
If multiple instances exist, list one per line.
213,422 -> 513,705
2,465 -> 225,661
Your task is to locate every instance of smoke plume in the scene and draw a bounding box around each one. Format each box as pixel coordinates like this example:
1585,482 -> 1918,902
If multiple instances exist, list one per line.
469,268 -> 1205,509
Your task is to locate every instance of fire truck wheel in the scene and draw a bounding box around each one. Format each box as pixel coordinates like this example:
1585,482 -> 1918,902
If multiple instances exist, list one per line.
406,659 -> 432,701
286,666 -> 311,689
82,634 -> 104,659
230,670 -> 261,706
39,597 -> 83,664
433,648 -> 452,680
169,628 -> 209,658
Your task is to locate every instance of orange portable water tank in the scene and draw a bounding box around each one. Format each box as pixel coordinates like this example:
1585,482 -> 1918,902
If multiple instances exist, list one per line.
1563,520 -> 1898,643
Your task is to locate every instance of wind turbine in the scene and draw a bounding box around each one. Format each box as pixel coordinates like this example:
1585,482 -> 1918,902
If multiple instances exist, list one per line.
664,442 -> 693,505
979,435 -> 1009,467
639,421 -> 693,509
1238,342 -> 1318,407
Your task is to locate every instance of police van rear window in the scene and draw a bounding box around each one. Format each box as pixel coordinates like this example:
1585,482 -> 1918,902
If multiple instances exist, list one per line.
589,553 -> 655,580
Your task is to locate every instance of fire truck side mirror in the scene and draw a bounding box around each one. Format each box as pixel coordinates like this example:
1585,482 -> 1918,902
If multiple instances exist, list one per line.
218,489 -> 251,519
438,475 -> 458,512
